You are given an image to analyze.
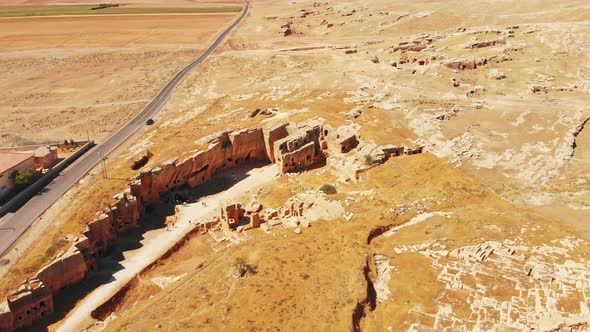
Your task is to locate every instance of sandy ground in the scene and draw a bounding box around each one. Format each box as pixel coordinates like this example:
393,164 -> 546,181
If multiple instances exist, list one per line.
2,0 -> 590,330
0,11 -> 237,146
0,3 -> 238,297
56,164 -> 278,331
0,0 -> 241,7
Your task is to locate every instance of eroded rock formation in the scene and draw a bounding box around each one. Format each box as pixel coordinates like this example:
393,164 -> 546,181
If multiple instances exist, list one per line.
0,115 -> 424,330
0,119 -> 331,331
325,125 -> 359,153
466,38 -> 506,49
274,118 -> 327,173
0,278 -> 52,331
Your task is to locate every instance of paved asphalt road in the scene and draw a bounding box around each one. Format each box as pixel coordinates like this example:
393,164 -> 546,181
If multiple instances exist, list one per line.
0,1 -> 250,258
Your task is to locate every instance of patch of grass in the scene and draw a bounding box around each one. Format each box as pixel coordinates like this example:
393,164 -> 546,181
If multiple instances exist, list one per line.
232,257 -> 256,278
319,184 -> 337,195
0,5 -> 242,18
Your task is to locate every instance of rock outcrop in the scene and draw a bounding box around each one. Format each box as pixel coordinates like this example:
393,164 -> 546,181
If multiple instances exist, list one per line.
131,149 -> 152,170
325,125 -> 359,153
444,55 -> 511,71
466,85 -> 487,97
0,116 -> 421,330
393,35 -> 434,52
35,247 -> 87,295
369,145 -> 405,165
466,38 -> 506,49
281,22 -> 294,37
4,278 -> 52,331
0,120 -> 333,331
274,118 -> 327,173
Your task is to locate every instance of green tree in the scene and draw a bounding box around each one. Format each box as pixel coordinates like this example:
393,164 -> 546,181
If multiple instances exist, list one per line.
10,169 -> 37,190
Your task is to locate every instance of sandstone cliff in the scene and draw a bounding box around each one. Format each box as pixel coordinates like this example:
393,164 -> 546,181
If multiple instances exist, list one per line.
0,120 -> 330,331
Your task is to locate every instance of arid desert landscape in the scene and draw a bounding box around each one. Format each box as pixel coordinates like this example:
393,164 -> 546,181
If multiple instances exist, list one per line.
1,0 -> 590,331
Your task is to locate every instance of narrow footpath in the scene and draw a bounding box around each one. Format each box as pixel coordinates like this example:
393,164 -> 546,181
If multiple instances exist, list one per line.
56,165 -> 278,331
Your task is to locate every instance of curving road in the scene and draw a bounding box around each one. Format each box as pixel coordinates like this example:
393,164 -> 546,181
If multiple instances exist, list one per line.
0,1 -> 250,258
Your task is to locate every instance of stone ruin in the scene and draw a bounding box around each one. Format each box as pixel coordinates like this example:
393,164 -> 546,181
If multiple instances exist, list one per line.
0,278 -> 52,332
213,195 -> 313,235
0,118 -> 334,331
325,125 -> 359,153
409,238 -> 590,331
185,194 -> 314,243
0,116 -> 424,331
465,38 -> 506,49
273,118 -> 327,173
369,144 -> 405,165
385,26 -> 520,71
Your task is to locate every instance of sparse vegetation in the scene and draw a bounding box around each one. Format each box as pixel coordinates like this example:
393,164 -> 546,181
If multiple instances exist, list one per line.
319,184 -> 337,195
364,154 -> 373,166
61,139 -> 79,151
91,3 -> 119,10
10,169 -> 39,191
232,257 -> 256,278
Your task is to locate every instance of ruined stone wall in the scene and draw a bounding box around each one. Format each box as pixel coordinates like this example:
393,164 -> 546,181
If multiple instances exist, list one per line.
138,127 -> 271,203
370,145 -> 405,165
7,279 -> 52,330
325,125 -> 359,153
274,118 -> 327,173
264,123 -> 290,163
220,203 -> 245,230
35,247 -> 87,295
276,141 -> 317,173
0,121 -> 329,331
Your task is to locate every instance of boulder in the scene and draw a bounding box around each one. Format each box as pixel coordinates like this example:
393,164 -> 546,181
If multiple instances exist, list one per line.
131,149 -> 152,170
345,107 -> 363,119
488,69 -> 506,80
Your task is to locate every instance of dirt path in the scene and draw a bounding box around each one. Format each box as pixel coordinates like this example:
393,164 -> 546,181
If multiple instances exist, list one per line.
56,164 -> 278,332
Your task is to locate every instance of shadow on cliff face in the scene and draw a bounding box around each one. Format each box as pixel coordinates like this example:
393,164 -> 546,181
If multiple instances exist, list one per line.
21,201 -> 174,332
197,161 -> 267,196
21,162 -> 269,332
